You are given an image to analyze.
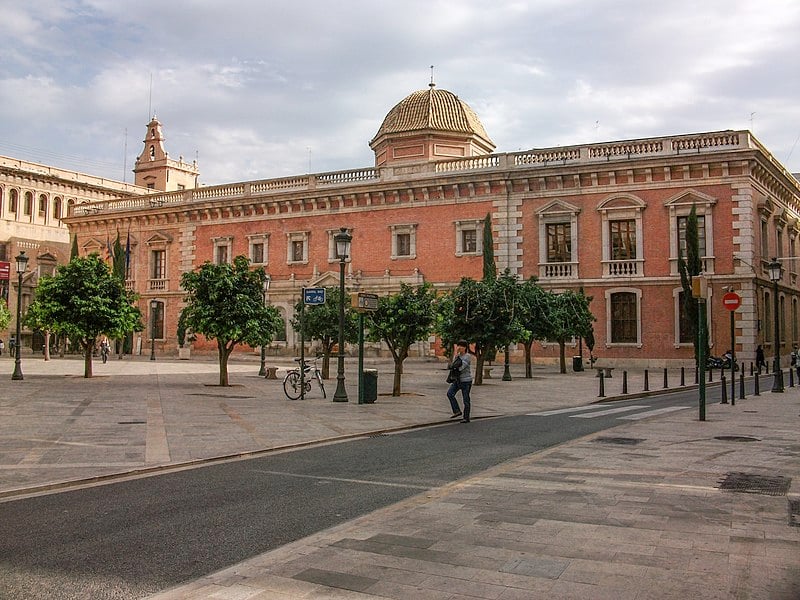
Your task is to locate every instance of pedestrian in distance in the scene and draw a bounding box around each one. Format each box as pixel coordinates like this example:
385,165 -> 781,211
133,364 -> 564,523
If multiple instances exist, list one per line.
0,339 -> 4,356
446,340 -> 473,423
756,344 -> 766,374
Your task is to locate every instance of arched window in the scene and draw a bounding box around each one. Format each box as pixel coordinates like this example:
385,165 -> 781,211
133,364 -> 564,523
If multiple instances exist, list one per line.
9,189 -> 18,213
23,192 -> 33,216
149,145 -> 156,159
38,194 -> 48,221
53,197 -> 63,220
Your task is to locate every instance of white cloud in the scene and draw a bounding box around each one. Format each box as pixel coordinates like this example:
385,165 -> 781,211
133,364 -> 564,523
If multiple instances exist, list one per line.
1,0 -> 799,183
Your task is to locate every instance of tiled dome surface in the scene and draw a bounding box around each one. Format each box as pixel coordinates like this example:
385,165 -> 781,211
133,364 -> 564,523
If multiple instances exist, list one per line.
372,87 -> 493,144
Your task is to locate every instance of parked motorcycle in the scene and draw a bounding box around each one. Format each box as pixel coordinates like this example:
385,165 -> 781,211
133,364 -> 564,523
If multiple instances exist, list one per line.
706,354 -> 738,370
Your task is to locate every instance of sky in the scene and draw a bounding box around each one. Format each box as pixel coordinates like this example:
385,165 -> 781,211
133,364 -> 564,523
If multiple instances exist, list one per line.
2,0 -> 800,185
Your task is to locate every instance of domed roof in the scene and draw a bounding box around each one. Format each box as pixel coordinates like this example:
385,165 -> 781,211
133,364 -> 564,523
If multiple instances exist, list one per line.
371,85 -> 494,147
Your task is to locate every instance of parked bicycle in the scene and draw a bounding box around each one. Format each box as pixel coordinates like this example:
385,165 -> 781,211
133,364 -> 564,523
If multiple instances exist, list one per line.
283,355 -> 326,400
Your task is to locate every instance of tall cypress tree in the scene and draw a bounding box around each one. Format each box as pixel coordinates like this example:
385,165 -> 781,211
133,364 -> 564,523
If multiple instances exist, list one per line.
678,204 -> 708,365
482,213 -> 496,281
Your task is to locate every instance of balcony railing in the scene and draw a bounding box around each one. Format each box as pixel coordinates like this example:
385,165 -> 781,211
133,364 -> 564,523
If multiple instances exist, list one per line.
540,261 -> 578,279
148,278 -> 167,291
603,259 -> 644,277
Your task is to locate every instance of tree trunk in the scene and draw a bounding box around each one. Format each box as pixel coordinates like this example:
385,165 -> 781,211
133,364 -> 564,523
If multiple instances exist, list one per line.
524,341 -> 533,378
84,342 -> 93,378
44,331 -> 51,361
474,352 -> 485,385
392,354 -> 406,396
558,340 -> 567,374
218,341 -> 231,386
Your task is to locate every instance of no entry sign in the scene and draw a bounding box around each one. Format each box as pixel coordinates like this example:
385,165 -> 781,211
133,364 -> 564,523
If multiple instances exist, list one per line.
722,291 -> 741,311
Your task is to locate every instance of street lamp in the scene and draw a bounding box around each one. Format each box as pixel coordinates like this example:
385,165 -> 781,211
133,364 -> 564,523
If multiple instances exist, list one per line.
768,258 -> 784,392
258,274 -> 271,376
11,251 -> 29,381
333,227 -> 352,402
150,299 -> 158,361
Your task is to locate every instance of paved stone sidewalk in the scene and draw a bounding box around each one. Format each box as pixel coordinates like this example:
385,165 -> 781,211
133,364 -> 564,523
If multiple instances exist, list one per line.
148,392 -> 800,600
2,354 -> 797,598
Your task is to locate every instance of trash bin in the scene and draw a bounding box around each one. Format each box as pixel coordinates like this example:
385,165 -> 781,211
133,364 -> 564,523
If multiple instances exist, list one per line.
361,369 -> 378,404
572,356 -> 584,372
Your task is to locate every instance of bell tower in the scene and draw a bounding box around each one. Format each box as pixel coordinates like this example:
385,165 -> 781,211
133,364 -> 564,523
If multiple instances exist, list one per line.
133,116 -> 199,191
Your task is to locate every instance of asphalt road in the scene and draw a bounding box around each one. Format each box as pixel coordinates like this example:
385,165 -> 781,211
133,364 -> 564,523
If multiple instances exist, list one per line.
0,389 -> 708,599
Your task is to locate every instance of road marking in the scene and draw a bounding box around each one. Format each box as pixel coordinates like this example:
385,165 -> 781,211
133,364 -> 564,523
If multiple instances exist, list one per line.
571,405 -> 647,418
618,406 -> 692,420
249,469 -> 430,490
527,405 -> 615,416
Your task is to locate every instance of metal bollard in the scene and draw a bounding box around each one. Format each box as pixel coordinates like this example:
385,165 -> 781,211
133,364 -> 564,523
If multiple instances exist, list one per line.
622,370 -> 628,394
643,369 -> 649,391
750,362 -> 754,376
598,371 -> 605,398
680,366 -> 685,386
738,371 -> 744,403
790,367 -> 795,388
720,374 -> 728,404
708,367 -> 713,383
754,371 -> 760,396
663,367 -> 669,389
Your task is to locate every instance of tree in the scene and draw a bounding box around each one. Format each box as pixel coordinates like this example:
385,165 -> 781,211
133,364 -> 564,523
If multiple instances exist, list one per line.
290,286 -> 358,379
180,256 -> 282,386
26,254 -> 143,377
23,301 -> 54,361
366,283 -> 437,396
436,271 -> 522,385
678,204 -> 708,365
0,299 -> 10,333
482,213 -> 496,281
546,289 -> 595,373
515,277 -> 550,378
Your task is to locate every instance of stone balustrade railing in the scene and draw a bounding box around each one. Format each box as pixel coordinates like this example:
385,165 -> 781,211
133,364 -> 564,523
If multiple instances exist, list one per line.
65,130 -> 759,217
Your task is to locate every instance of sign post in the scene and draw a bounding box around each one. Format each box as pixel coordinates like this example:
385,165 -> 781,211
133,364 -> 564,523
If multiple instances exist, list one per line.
300,288 -> 327,400
722,291 -> 741,405
692,276 -> 707,421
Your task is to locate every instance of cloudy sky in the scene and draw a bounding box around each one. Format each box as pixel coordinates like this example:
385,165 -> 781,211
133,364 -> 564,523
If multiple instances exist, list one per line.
2,0 -> 799,185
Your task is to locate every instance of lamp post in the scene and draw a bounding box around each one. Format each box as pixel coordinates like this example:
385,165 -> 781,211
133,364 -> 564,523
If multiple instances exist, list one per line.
258,274 -> 271,376
149,299 -> 158,361
768,258 -> 784,392
333,227 -> 352,402
11,251 -> 29,381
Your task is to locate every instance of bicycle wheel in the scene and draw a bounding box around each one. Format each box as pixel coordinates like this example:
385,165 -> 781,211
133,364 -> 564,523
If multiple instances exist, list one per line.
283,371 -> 302,400
316,371 -> 326,399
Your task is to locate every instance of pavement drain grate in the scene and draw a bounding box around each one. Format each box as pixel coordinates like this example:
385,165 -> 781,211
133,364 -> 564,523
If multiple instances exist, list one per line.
594,436 -> 644,445
789,498 -> 800,527
717,472 -> 791,496
118,421 -> 146,425
714,435 -> 760,442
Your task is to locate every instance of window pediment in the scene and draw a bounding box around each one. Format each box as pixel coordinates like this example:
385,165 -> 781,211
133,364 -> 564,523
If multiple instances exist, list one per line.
536,199 -> 581,217
664,189 -> 717,209
597,194 -> 646,212
145,231 -> 173,246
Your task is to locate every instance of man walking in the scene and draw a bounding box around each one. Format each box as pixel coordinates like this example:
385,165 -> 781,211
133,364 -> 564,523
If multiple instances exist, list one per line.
447,340 -> 473,423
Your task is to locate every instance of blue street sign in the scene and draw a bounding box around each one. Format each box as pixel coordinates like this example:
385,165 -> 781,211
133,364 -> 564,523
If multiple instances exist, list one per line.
303,287 -> 326,305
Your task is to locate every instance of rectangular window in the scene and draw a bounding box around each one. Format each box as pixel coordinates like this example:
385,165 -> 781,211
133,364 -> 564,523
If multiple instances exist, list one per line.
610,219 -> 636,260
291,240 -> 304,262
252,242 -> 264,264
677,215 -> 706,257
546,223 -> 571,263
151,250 -> 166,280
760,219 -> 769,258
678,291 -> 694,344
610,292 -> 637,344
462,229 -> 477,254
776,228 -> 784,259
396,233 -> 411,257
151,301 -> 165,340
215,244 -> 229,265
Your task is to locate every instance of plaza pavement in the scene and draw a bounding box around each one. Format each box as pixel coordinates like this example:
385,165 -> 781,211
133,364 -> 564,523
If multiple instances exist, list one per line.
0,353 -> 798,599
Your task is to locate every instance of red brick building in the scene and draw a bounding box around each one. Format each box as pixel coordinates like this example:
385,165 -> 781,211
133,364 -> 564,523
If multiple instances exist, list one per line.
64,85 -> 800,368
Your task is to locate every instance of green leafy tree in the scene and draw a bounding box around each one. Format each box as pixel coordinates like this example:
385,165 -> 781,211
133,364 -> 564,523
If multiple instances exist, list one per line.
180,256 -> 282,386
26,254 -> 143,377
515,277 -> 550,378
547,289 -> 595,373
290,286 -> 358,379
23,301 -> 54,361
436,271 -> 522,384
678,204 -> 708,365
366,283 -> 437,396
0,299 -> 10,332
